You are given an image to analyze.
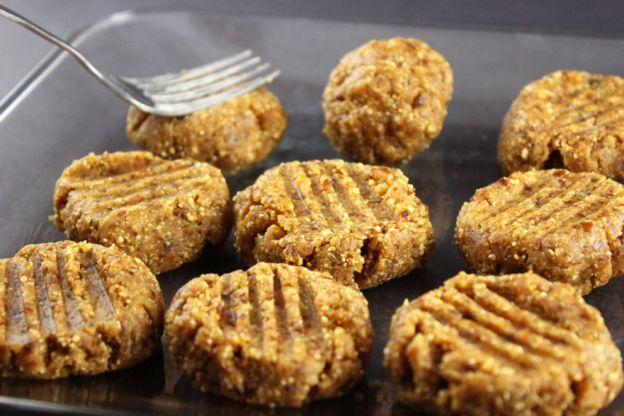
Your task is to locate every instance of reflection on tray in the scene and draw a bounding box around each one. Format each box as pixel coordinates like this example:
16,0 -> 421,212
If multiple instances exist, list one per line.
172,377 -> 415,416
0,347 -> 165,410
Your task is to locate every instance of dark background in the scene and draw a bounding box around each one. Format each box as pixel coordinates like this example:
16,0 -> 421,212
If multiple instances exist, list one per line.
1,0 -> 624,99
1,1 -> 624,415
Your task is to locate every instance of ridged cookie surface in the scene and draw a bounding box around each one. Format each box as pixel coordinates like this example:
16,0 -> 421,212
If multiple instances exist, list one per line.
234,160 -> 434,288
499,70 -> 624,180
456,169 -> 624,294
0,241 -> 164,379
384,271 -> 623,416
166,262 -> 372,407
53,151 -> 232,274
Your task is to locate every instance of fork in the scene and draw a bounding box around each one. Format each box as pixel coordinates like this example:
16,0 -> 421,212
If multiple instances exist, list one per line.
0,5 -> 280,116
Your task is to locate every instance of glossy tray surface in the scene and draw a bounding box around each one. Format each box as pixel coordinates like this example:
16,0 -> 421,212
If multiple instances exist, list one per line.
0,8 -> 623,415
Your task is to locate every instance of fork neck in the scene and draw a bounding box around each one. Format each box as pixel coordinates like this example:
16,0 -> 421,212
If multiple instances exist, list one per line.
0,5 -> 105,79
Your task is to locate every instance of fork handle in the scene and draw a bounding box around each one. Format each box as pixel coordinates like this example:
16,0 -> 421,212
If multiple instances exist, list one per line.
0,5 -> 104,80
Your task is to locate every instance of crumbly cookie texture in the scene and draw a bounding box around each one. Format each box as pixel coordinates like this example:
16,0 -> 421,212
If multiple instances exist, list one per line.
127,88 -> 288,175
165,262 -> 373,407
323,37 -> 453,164
0,241 -> 164,379
233,160 -> 434,289
52,151 -> 232,274
456,169 -> 624,295
498,70 -> 624,180
384,271 -> 623,416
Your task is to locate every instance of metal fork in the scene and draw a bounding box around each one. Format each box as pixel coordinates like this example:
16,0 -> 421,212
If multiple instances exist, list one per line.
0,5 -> 280,116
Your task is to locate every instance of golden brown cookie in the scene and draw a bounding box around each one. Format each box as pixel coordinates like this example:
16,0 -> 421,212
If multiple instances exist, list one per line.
498,70 -> 624,180
52,151 -> 232,274
384,271 -> 623,416
322,37 -> 453,164
165,262 -> 372,407
127,88 -> 288,174
0,241 -> 164,379
455,169 -> 624,294
233,160 -> 434,289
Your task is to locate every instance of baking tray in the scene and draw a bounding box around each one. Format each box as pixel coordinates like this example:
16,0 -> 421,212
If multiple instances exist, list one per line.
0,7 -> 623,415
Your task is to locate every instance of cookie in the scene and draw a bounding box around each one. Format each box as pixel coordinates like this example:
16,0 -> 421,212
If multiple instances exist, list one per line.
233,160 -> 434,289
498,70 -> 624,180
455,169 -> 624,294
52,151 -> 232,274
384,271 -> 623,416
165,262 -> 373,407
127,88 -> 287,174
322,37 -> 453,164
0,241 -> 164,378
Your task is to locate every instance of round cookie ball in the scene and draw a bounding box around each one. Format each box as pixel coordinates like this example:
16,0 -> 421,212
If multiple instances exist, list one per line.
384,271 -> 623,416
499,70 -> 624,180
127,88 -> 288,174
53,151 -> 232,274
165,262 -> 373,407
455,169 -> 624,294
322,37 -> 453,164
0,241 -> 164,379
233,160 -> 434,289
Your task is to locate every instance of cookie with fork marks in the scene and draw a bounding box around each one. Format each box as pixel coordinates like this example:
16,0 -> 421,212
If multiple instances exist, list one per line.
498,70 -> 624,180
165,262 -> 372,407
52,151 -> 232,274
233,160 -> 434,289
0,241 -> 164,378
455,169 -> 624,294
384,271 -> 623,415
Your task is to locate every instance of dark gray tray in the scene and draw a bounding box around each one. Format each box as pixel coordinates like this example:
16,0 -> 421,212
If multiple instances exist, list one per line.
0,7 -> 622,415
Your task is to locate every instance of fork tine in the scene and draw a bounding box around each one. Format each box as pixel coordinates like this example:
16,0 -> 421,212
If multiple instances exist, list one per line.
140,56 -> 262,94
147,63 -> 272,103
153,70 -> 280,116
122,49 -> 253,87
